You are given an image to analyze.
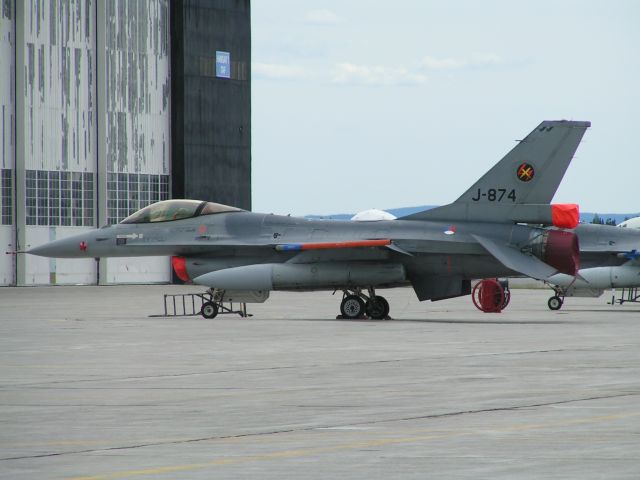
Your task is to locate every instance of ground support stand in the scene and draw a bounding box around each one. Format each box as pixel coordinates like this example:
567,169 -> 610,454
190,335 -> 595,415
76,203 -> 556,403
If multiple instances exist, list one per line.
609,287 -> 640,306
161,292 -> 249,319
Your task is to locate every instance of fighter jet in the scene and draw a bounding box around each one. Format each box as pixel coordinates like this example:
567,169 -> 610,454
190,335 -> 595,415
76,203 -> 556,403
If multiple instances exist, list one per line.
543,222 -> 640,309
29,120 -> 591,319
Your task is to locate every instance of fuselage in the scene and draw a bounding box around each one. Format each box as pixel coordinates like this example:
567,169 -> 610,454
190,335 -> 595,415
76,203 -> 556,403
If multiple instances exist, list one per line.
28,206 -> 640,295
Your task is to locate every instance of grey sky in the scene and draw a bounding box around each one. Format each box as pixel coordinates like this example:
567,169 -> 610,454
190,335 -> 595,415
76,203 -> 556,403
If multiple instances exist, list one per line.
251,0 -> 639,215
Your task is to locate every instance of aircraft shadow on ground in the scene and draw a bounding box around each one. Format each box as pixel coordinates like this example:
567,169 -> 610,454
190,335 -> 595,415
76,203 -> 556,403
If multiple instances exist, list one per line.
258,317 -> 571,325
561,308 -> 640,314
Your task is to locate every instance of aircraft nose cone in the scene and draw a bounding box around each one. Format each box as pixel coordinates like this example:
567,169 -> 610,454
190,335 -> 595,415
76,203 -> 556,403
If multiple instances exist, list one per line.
27,237 -> 90,258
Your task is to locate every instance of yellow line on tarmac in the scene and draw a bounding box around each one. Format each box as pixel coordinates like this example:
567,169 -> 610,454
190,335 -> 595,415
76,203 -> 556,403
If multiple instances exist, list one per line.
69,433 -> 466,480
69,411 -> 640,480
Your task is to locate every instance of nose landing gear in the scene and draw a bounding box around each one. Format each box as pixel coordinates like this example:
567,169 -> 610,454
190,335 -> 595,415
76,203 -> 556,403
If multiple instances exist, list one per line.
200,301 -> 219,319
338,287 -> 390,320
547,294 -> 564,310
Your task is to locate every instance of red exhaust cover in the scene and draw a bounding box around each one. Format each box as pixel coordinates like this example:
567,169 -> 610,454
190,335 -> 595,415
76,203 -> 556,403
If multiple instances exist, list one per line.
551,203 -> 579,229
171,256 -> 190,282
543,230 -> 580,276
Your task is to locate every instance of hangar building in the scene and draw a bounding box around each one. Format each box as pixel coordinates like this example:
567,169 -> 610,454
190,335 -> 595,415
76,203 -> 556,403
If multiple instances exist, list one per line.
0,0 -> 251,286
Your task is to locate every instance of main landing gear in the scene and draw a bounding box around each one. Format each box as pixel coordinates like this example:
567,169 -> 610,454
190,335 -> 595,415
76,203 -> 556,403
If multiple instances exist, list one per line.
338,287 -> 390,320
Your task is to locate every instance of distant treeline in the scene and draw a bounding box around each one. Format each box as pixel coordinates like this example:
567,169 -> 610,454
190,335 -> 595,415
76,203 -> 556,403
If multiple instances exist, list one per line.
585,213 -> 640,226
591,215 -> 619,226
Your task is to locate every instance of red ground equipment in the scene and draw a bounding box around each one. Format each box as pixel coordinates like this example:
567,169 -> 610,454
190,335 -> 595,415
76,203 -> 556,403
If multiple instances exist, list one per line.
472,278 -> 511,313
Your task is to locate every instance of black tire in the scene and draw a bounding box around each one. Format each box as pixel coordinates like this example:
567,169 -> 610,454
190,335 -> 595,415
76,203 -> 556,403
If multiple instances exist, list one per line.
501,288 -> 511,309
366,296 -> 390,320
340,295 -> 365,319
548,296 -> 563,311
201,301 -> 219,319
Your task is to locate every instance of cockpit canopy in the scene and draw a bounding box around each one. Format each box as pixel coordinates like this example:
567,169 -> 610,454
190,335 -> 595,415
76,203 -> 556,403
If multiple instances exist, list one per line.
120,199 -> 243,224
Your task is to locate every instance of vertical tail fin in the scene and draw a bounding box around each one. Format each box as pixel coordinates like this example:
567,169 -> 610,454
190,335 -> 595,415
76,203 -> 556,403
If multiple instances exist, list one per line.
403,120 -> 590,223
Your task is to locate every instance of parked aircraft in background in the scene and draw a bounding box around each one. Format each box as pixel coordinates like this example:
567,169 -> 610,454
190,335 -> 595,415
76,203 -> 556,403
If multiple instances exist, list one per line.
351,209 -> 397,222
29,120 -> 593,319
619,217 -> 640,229
544,220 -> 640,309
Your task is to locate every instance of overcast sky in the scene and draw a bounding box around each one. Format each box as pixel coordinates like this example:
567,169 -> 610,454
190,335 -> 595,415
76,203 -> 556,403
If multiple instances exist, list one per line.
250,0 -> 639,216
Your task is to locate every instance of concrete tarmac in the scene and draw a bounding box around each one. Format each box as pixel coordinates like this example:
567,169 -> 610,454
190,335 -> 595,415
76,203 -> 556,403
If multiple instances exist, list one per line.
0,285 -> 639,479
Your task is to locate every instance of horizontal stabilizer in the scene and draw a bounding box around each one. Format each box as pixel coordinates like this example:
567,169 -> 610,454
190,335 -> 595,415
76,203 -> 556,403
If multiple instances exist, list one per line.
473,234 -> 557,280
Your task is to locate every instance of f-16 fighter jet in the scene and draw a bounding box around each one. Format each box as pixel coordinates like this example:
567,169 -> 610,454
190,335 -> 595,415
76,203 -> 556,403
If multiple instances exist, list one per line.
29,120 -> 590,319
543,221 -> 640,310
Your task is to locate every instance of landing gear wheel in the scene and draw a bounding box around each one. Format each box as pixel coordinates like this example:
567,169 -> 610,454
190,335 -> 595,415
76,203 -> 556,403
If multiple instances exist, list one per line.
201,301 -> 219,319
340,295 -> 365,319
366,296 -> 390,320
547,296 -> 563,311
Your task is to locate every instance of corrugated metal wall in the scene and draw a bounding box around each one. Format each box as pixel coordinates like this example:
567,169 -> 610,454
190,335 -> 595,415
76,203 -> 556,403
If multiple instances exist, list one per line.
8,0 -> 172,285
5,1 -> 250,286
22,0 -> 96,173
103,0 -> 171,283
21,0 -> 97,284
0,0 -> 15,285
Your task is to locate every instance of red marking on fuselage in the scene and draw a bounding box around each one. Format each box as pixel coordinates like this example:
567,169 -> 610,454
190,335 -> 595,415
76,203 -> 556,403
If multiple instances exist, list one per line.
79,241 -> 87,251
172,256 -> 190,282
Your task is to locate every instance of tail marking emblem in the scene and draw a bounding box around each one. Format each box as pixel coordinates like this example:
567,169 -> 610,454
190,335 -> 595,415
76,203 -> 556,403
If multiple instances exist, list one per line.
516,162 -> 535,182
